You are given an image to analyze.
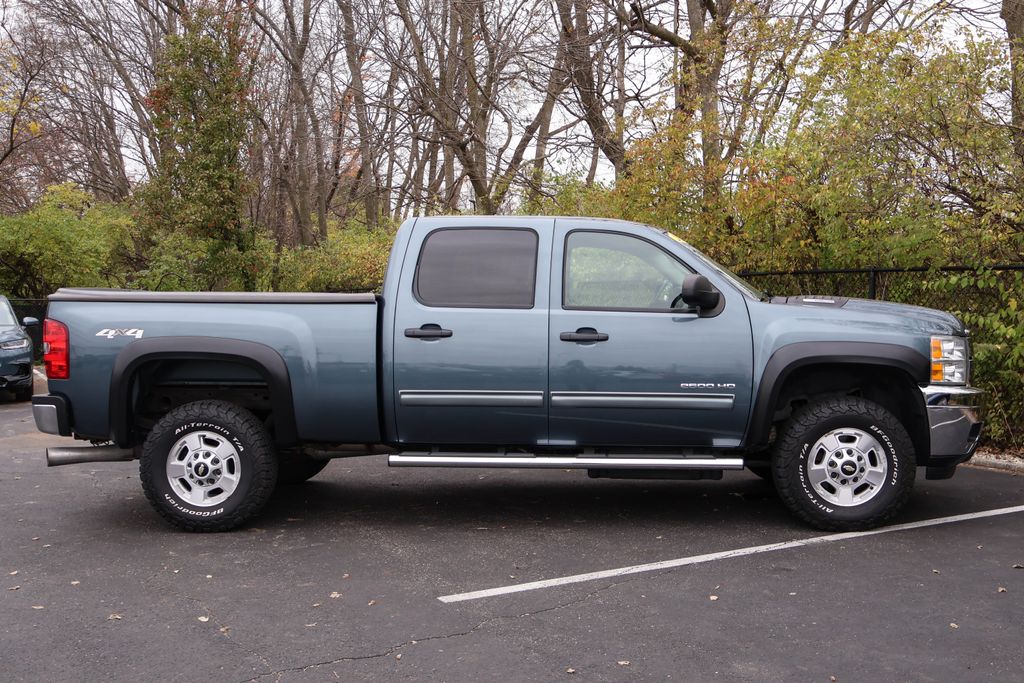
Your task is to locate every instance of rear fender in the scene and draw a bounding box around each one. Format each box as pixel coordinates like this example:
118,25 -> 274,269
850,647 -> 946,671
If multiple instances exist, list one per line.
109,336 -> 298,447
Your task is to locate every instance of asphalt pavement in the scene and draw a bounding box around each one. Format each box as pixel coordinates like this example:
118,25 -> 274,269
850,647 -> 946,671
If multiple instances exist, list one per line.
2,391 -> 1023,682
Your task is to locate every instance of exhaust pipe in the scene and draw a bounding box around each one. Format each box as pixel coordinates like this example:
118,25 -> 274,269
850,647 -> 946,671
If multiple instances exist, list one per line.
46,445 -> 136,467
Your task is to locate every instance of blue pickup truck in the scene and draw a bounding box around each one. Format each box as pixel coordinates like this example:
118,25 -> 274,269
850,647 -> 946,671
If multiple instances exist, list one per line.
31,216 -> 983,532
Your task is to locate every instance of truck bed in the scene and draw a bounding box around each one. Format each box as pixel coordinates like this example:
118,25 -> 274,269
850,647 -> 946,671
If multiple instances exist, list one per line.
45,288 -> 381,445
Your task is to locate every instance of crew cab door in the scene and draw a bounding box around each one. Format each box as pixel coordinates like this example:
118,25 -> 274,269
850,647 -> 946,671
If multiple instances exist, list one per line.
548,221 -> 753,448
391,219 -> 552,445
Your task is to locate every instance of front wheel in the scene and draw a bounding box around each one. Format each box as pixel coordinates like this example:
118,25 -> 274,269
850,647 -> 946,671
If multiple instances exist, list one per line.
772,397 -> 915,531
140,400 -> 278,532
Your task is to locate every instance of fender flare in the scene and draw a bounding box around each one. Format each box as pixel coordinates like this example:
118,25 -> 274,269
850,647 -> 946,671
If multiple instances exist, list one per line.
109,336 -> 298,447
746,341 -> 930,448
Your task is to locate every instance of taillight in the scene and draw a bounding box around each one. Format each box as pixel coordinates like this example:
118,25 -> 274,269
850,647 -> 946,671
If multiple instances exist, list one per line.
43,319 -> 69,379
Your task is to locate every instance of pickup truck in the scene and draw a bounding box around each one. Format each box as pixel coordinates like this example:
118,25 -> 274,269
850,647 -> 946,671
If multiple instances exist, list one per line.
31,216 -> 984,532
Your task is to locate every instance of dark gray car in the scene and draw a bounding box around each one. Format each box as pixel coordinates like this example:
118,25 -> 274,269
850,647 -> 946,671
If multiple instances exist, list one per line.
0,295 -> 36,401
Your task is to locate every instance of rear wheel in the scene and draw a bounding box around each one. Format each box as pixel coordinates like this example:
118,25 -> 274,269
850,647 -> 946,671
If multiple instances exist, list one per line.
772,396 -> 915,531
140,400 -> 278,532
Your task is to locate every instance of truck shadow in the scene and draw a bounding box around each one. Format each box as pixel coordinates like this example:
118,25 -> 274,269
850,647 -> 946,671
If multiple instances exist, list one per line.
256,471 -> 797,531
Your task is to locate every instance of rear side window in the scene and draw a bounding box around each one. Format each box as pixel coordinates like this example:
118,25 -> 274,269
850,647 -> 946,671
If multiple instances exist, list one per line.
415,228 -> 538,308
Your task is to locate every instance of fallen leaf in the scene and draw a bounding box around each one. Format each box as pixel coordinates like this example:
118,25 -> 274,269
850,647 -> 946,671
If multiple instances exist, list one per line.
617,660 -> 630,666
219,626 -> 230,634
7,586 -> 19,591
367,600 -> 376,606
1013,564 -> 1023,569
197,616 -> 210,623
977,545 -> 983,549
932,569 -> 940,575
107,614 -> 122,621
31,537 -> 39,541
830,676 -> 837,682
788,592 -> 797,596
312,603 -> 321,608
342,573 -> 351,579
566,668 -> 576,675
329,592 -> 341,599
395,654 -> 402,660
70,581 -> 80,586
42,544 -> 51,548
305,623 -> 317,627
9,571 -> 18,576
205,575 -> 212,579
709,595 -> 719,601
949,622 -> 959,629
997,587 -> 1007,593
31,605 -> 44,610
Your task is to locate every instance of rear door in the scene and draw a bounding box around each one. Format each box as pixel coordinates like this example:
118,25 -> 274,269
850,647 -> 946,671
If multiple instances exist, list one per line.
392,218 -> 552,446
548,221 -> 754,448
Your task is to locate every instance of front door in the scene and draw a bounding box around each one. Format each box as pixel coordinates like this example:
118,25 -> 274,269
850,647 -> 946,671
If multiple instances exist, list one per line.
548,223 -> 753,448
392,219 -> 552,446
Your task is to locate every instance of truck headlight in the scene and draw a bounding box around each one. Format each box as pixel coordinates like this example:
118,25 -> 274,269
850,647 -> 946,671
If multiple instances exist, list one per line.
0,338 -> 29,350
930,336 -> 968,385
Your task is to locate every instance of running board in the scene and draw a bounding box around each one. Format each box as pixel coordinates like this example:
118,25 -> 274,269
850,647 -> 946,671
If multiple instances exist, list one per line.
388,454 -> 745,470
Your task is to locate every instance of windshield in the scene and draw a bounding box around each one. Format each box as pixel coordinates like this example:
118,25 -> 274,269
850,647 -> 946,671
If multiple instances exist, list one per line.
660,232 -> 767,300
0,300 -> 16,326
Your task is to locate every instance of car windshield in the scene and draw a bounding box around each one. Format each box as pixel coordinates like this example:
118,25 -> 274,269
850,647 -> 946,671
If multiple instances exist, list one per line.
0,300 -> 16,326
660,232 -> 767,300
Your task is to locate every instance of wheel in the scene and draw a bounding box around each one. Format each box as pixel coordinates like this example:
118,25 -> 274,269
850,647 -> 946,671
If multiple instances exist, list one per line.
772,396 -> 915,531
140,400 -> 278,532
277,449 -> 330,484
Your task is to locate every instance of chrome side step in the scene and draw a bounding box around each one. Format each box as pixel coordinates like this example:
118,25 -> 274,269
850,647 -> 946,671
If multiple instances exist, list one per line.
388,453 -> 744,470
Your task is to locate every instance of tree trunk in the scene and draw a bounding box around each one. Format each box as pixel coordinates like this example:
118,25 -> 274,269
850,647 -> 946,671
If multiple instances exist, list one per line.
1004,0 -> 1024,159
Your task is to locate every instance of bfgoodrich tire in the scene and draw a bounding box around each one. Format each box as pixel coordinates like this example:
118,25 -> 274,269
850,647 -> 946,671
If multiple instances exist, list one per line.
140,400 -> 278,532
772,397 -> 915,531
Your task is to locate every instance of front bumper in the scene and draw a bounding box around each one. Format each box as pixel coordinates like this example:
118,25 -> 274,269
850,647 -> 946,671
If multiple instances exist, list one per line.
0,372 -> 32,389
921,385 -> 984,461
32,394 -> 72,436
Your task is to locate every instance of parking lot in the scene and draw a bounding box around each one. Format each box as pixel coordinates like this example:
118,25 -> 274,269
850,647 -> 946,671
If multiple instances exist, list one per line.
2,391 -> 1023,682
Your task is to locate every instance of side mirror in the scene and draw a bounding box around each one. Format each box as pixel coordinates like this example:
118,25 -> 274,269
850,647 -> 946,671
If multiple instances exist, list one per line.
22,317 -> 39,327
680,274 -> 720,310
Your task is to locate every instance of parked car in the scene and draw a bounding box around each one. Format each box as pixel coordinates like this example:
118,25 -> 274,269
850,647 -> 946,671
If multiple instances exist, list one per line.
30,216 -> 983,532
0,295 -> 36,401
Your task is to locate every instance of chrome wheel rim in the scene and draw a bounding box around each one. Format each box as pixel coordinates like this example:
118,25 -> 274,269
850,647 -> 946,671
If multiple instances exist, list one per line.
806,428 -> 888,507
166,431 -> 241,508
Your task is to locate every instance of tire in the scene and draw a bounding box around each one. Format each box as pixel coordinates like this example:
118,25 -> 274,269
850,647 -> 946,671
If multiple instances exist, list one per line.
140,400 -> 278,532
277,449 -> 330,484
772,396 -> 915,531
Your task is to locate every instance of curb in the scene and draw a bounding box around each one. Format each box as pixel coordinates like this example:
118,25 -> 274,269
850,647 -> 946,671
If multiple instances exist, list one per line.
965,453 -> 1024,475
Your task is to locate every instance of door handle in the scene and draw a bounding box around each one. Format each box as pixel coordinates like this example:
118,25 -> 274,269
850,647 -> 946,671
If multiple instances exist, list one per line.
405,324 -> 453,339
559,328 -> 609,343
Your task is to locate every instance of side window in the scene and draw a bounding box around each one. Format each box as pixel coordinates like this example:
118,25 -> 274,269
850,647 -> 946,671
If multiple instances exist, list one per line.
415,228 -> 538,308
564,231 -> 692,310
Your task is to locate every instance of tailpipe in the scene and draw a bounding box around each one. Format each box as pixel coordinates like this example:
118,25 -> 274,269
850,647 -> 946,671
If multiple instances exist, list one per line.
46,445 -> 136,467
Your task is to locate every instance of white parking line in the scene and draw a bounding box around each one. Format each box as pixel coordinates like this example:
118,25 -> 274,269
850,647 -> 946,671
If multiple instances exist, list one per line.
437,504 -> 1024,603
